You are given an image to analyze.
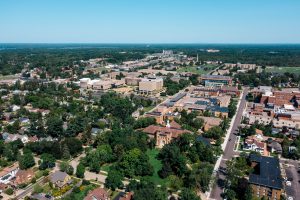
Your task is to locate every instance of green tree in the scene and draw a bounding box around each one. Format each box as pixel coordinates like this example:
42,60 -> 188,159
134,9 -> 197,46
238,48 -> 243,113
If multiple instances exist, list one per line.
39,153 -> 56,170
4,188 -> 14,195
76,162 -> 85,178
18,151 -> 35,169
128,179 -> 167,200
46,115 -> 63,137
59,161 -> 74,175
117,148 -> 153,178
105,170 -> 124,191
179,188 -> 201,200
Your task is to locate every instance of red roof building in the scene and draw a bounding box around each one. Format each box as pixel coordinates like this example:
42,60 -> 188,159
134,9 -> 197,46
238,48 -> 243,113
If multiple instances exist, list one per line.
143,121 -> 191,148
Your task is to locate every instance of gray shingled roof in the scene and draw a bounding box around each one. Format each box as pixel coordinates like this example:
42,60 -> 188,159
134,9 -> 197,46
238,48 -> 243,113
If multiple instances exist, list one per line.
50,171 -> 68,183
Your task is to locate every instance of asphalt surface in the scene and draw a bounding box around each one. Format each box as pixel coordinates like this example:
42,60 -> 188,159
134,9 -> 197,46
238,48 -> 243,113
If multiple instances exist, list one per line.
280,159 -> 300,200
210,88 -> 248,200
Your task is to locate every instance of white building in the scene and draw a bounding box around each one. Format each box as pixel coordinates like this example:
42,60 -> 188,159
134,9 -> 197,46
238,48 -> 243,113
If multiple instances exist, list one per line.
0,163 -> 19,184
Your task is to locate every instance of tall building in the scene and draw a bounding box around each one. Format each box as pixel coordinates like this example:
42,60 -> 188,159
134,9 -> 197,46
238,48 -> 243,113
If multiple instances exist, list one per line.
139,77 -> 163,95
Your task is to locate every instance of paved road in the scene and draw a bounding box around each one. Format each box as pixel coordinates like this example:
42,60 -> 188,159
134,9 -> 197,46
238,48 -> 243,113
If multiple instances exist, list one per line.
209,88 -> 248,200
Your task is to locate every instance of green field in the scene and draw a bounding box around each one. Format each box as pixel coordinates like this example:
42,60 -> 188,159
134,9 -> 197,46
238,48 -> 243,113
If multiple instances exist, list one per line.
177,64 -> 218,75
265,66 -> 300,74
146,149 -> 167,186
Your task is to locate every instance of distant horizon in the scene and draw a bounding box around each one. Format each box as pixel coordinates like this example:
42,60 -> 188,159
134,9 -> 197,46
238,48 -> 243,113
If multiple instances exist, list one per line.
1,42 -> 300,45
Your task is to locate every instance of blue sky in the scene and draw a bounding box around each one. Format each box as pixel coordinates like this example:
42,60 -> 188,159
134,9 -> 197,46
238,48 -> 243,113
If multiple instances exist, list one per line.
0,0 -> 299,43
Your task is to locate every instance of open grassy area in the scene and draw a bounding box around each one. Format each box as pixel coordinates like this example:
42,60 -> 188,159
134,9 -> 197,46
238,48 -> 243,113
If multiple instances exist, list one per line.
177,64 -> 218,75
143,105 -> 155,112
146,149 -> 167,186
100,164 -> 112,172
265,66 -> 300,74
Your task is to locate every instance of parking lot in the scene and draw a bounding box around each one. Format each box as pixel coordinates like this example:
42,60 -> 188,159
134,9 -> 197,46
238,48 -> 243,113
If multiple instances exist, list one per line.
282,160 -> 300,200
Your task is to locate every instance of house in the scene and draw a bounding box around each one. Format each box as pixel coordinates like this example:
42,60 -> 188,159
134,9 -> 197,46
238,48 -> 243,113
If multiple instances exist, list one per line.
14,169 -> 35,185
289,130 -> 300,138
2,133 -> 37,144
249,154 -> 283,200
84,187 -> 110,200
243,130 -> 266,155
0,163 -> 19,184
49,171 -> 71,188
117,192 -> 133,200
267,141 -> 282,155
271,128 -> 281,135
244,137 -> 265,154
19,117 -> 30,125
91,128 -> 101,136
143,121 -> 191,148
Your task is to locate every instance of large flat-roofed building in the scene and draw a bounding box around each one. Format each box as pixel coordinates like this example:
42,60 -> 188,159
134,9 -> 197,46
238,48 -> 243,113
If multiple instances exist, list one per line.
79,78 -> 125,90
249,154 -> 283,200
139,77 -> 163,95
199,75 -> 232,86
125,77 -> 142,86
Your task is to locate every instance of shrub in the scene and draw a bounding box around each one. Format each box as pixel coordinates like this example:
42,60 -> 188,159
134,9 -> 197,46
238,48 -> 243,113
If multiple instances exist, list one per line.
82,179 -> 90,185
4,188 -> 14,195
31,177 -> 37,184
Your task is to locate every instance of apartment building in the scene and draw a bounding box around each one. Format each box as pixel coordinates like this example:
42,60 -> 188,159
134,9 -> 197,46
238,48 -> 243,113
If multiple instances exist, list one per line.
249,154 -> 283,200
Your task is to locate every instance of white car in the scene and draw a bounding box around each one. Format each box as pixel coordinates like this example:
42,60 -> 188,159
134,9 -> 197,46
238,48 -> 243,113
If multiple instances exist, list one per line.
286,181 -> 292,186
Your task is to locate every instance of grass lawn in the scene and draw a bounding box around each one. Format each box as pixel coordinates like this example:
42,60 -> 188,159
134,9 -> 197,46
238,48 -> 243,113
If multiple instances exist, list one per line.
177,64 -> 218,75
143,105 -> 155,112
71,184 -> 96,199
146,149 -> 167,186
265,66 -> 300,74
100,164 -> 112,172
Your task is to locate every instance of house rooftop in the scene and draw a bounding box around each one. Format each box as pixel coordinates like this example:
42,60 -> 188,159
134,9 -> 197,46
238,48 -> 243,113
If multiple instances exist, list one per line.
50,171 -> 68,183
